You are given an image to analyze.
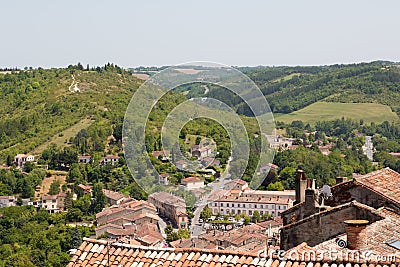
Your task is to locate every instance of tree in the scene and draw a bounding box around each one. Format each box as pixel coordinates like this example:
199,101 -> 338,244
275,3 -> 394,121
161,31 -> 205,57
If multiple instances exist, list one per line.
164,225 -> 173,235
64,191 -> 73,210
22,161 -> 35,173
266,181 -> 284,191
252,210 -> 261,223
195,136 -> 202,145
71,227 -> 82,248
66,208 -> 83,222
48,179 -> 61,195
67,163 -> 82,183
200,206 -> 212,220
91,182 -> 106,213
6,155 -> 12,167
243,214 -> 250,225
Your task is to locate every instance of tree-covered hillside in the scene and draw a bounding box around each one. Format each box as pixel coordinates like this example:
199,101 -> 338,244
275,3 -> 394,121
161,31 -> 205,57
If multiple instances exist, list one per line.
0,64 -> 141,160
236,62 -> 400,115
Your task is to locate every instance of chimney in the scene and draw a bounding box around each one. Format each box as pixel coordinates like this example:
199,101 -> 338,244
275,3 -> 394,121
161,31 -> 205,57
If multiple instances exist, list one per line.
344,220 -> 369,250
304,188 -> 316,209
295,170 -> 308,204
336,177 -> 346,184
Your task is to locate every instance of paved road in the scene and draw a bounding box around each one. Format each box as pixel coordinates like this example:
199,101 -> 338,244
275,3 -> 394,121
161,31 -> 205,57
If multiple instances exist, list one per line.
189,154 -> 233,237
158,216 -> 168,238
364,136 -> 374,161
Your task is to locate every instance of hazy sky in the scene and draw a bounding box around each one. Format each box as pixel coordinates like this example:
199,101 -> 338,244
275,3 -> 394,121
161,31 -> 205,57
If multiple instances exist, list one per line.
1,0 -> 400,68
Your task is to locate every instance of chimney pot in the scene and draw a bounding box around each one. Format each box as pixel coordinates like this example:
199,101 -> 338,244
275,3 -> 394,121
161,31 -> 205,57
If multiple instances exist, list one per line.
344,220 -> 369,250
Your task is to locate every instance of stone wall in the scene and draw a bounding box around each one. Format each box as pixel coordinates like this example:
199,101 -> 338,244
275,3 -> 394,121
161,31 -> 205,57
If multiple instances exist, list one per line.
280,203 -> 383,250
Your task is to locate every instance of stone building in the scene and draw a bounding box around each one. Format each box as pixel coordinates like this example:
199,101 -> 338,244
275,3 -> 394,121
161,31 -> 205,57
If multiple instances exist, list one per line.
148,192 -> 189,229
280,168 -> 400,252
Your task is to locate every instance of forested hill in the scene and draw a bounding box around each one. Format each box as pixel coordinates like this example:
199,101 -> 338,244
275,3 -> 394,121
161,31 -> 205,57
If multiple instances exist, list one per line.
236,61 -> 400,115
0,64 -> 142,160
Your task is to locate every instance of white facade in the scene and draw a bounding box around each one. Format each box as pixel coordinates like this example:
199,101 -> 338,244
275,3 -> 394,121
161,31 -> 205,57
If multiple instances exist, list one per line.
210,180 -> 294,217
41,196 -> 60,213
182,177 -> 204,190
14,154 -> 35,167
210,198 -> 291,217
100,155 -> 119,165
0,196 -> 17,208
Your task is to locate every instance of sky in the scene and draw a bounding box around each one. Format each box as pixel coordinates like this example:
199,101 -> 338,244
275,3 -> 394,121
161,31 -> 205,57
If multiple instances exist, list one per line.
1,0 -> 400,68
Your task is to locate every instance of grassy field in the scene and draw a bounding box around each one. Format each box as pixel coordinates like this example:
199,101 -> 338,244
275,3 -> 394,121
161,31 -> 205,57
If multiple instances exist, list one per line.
273,102 -> 399,125
31,118 -> 95,155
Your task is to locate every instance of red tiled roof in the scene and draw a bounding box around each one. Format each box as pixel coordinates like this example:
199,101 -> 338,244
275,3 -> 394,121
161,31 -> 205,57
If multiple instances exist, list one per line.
77,184 -> 92,192
354,167 -> 400,204
68,237 -> 397,267
152,150 -> 170,157
42,195 -> 58,200
102,189 -> 125,201
182,176 -> 203,183
78,155 -> 92,159
104,155 -> 120,159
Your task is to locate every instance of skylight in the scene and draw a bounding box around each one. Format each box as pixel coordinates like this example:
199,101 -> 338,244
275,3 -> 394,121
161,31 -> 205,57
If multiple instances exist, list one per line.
387,240 -> 400,250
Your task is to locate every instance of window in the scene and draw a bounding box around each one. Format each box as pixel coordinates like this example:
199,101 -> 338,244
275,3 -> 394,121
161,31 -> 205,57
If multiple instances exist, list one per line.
243,204 -> 246,208
266,205 -> 269,209
249,210 -> 252,215
260,205 -> 263,209
221,203 -> 224,207
254,204 -> 257,209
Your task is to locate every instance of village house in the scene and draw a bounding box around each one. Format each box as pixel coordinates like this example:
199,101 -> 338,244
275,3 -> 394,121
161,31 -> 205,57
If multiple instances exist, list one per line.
148,192 -> 189,229
158,173 -> 169,185
190,144 -> 213,159
41,195 -> 60,213
78,155 -> 92,164
102,189 -> 126,205
201,157 -> 220,167
14,154 -> 35,167
77,184 -> 92,195
0,196 -> 17,208
265,134 -> 296,150
181,176 -> 204,190
175,159 -> 187,170
99,155 -> 119,165
95,198 -> 163,247
152,150 -> 171,161
258,163 -> 279,174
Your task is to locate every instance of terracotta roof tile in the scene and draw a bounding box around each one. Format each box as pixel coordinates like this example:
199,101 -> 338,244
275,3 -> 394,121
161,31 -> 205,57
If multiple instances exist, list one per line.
67,238 -> 400,267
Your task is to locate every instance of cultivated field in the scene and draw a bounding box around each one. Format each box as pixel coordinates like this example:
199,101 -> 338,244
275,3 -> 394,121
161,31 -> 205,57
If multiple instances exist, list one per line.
273,102 -> 399,125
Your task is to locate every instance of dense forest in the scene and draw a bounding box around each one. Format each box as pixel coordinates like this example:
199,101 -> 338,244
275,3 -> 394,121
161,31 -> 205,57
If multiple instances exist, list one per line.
0,206 -> 93,267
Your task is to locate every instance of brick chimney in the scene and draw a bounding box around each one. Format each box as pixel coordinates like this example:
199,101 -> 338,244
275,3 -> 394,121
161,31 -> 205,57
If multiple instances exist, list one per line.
344,220 -> 369,250
295,170 -> 308,204
336,177 -> 346,184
